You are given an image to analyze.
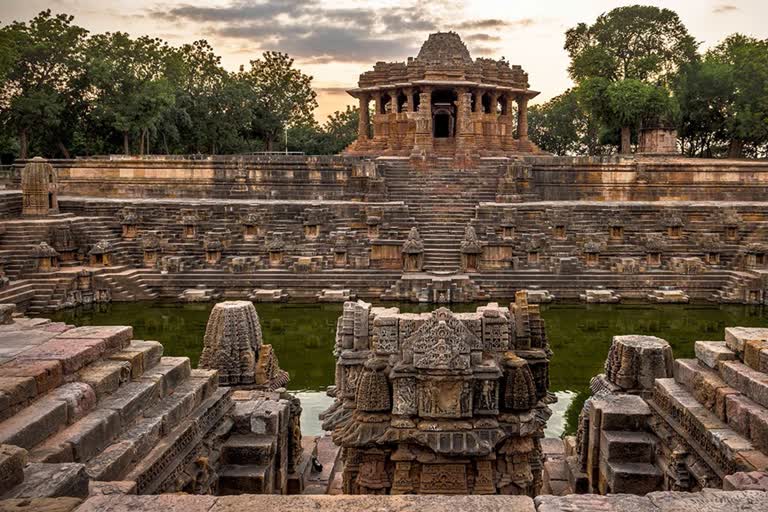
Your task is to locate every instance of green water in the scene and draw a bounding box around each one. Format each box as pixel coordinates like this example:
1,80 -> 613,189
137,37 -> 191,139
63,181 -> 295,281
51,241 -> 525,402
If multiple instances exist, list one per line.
46,302 -> 768,437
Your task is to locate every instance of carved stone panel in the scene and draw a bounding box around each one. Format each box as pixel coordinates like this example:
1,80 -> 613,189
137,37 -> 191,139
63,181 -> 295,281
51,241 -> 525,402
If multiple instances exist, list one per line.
420,463 -> 468,494
417,379 -> 472,418
392,377 -> 417,416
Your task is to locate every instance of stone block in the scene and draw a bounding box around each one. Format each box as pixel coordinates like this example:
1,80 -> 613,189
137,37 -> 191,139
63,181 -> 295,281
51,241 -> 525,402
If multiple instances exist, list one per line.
725,327 -> 768,355
723,470 -> 768,491
543,459 -> 567,481
141,380 -> 203,436
0,360 -> 62,395
221,434 -> 276,466
77,360 -> 131,399
139,357 -> 191,396
0,497 -> 82,512
218,464 -> 273,495
5,463 -> 89,499
744,339 -> 768,372
55,326 -> 132,352
714,385 -> 740,421
16,338 -> 105,375
592,394 -> 651,431
0,376 -> 37,412
599,459 -> 662,494
0,305 -> 15,325
647,489 -> 768,511
88,480 -> 137,496
31,408 -> 121,463
599,431 -> 655,463
84,440 -> 136,482
189,368 -> 218,397
99,380 -> 159,424
541,437 -> 565,459
720,360 -> 768,408
536,494 -> 655,512
0,396 -> 68,449
672,358 -> 698,388
695,341 -> 736,369
564,455 -> 588,494
108,340 -> 163,379
49,383 -> 97,423
0,444 -> 27,495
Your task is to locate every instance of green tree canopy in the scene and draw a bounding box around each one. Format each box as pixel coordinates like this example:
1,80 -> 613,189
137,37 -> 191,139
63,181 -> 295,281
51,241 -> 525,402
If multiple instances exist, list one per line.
565,4 -> 697,84
528,90 -> 602,156
238,52 -> 318,151
0,10 -> 89,159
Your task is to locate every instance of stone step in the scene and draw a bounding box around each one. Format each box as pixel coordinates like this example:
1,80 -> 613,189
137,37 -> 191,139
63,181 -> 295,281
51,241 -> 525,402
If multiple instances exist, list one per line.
1,462 -> 89,499
599,430 -> 655,463
598,459 -> 662,495
221,434 -> 276,466
117,388 -> 230,494
649,378 -> 766,476
218,464 -> 273,495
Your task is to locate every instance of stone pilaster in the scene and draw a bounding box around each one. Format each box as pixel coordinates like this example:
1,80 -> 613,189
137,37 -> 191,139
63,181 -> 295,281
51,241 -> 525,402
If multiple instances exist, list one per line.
517,95 -> 530,151
411,88 -> 433,157
358,94 -> 370,142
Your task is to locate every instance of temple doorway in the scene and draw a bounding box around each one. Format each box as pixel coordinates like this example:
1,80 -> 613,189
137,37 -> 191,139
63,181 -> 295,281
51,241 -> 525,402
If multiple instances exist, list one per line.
434,112 -> 452,138
431,89 -> 457,139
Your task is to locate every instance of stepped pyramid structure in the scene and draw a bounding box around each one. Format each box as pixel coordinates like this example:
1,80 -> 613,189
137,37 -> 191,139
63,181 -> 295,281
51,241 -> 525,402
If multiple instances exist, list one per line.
542,326 -> 768,496
0,302 -> 315,500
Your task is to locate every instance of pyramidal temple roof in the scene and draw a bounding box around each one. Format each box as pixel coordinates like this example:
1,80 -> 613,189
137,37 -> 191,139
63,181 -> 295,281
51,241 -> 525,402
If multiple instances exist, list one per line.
416,32 -> 473,64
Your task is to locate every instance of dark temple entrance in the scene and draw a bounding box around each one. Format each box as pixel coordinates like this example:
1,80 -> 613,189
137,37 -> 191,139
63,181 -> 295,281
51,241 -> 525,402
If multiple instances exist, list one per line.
431,89 -> 457,139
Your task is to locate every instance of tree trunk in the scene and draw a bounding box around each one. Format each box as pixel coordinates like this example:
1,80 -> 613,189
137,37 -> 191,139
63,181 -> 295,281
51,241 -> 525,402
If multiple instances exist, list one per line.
123,131 -> 130,155
620,126 -> 631,154
19,129 -> 28,160
266,137 -> 274,152
57,141 -> 71,159
728,139 -> 744,159
139,129 -> 146,156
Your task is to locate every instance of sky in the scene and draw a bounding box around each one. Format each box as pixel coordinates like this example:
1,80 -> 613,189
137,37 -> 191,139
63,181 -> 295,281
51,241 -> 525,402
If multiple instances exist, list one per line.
1,0 -> 766,122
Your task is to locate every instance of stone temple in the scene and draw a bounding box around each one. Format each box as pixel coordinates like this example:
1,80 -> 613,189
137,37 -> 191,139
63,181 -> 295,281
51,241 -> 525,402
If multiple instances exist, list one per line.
0,30 -> 766,512
344,32 -> 540,158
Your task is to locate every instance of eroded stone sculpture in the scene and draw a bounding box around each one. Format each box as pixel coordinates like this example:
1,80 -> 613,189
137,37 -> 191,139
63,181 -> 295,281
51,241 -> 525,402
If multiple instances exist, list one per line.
321,292 -> 552,496
199,301 -> 288,390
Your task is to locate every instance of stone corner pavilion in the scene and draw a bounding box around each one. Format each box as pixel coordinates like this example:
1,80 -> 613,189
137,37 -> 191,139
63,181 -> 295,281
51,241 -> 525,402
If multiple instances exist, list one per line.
344,32 -> 541,158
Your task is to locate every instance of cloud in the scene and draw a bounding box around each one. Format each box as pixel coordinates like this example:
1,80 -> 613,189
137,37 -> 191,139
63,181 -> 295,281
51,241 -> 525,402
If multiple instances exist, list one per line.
713,4 -> 738,13
154,0 -> 432,63
465,33 -> 502,42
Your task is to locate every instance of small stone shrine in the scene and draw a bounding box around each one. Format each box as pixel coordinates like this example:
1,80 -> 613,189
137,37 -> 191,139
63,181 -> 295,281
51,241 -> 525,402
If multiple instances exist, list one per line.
321,291 -> 553,495
21,157 -> 58,216
199,301 -> 289,390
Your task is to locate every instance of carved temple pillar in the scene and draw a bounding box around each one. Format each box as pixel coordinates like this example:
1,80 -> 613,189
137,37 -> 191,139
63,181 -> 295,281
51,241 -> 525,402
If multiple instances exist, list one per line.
411,88 -> 433,157
504,96 -> 516,150
456,88 -> 474,157
517,95 -> 530,151
489,91 -> 501,149
358,94 -> 370,142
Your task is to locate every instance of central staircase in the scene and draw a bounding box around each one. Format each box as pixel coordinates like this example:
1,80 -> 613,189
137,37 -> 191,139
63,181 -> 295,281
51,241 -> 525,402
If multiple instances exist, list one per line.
379,158 -> 502,272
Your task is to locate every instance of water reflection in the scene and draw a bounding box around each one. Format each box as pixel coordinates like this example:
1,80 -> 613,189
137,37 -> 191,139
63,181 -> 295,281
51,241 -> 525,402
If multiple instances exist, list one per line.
47,302 -> 768,437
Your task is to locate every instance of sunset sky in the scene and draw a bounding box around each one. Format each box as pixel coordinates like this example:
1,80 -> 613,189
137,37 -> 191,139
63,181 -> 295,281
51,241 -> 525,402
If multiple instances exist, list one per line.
2,0 -> 767,122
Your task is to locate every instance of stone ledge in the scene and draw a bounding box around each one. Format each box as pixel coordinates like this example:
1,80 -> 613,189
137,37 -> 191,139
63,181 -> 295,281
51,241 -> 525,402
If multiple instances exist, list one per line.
74,494 -> 537,512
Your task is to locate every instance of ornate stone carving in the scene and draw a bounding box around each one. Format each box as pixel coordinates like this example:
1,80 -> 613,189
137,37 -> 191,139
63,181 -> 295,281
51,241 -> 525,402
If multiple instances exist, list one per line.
323,299 -> 551,496
199,301 -> 262,386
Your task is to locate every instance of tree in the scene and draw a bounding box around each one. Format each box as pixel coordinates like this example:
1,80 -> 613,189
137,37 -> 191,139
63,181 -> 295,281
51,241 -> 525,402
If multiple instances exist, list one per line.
0,10 -> 88,159
708,35 -> 768,157
238,52 -> 318,151
578,78 -> 677,154
85,32 -> 176,155
565,5 -> 697,84
528,90 -> 602,155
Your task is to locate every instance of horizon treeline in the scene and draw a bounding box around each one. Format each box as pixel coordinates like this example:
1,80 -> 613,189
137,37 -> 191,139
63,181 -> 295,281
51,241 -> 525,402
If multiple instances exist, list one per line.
0,10 -> 358,163
529,5 -> 768,158
1,6 -> 767,161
